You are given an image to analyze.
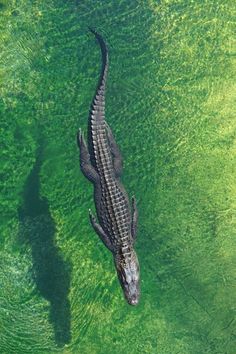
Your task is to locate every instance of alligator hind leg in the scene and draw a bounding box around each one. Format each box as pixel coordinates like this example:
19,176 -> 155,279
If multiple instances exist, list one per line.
131,196 -> 138,242
89,210 -> 113,252
105,122 -> 123,177
77,129 -> 99,183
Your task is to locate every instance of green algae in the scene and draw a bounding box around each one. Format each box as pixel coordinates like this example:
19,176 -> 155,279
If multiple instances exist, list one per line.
0,0 -> 235,353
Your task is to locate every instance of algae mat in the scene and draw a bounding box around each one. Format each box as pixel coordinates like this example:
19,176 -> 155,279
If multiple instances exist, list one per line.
0,1 -> 235,353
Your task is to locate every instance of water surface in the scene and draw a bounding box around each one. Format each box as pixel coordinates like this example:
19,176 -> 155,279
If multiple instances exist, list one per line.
0,1 -> 235,353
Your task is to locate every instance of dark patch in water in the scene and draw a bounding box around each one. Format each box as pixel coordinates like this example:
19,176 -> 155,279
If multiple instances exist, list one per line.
18,141 -> 72,347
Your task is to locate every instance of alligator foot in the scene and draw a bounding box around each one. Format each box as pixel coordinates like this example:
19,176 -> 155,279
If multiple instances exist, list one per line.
77,129 -> 99,183
105,122 -> 123,178
89,209 -> 113,252
131,196 -> 138,242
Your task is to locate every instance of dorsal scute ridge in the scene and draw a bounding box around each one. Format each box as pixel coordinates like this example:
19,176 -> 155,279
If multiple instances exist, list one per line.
89,28 -> 109,124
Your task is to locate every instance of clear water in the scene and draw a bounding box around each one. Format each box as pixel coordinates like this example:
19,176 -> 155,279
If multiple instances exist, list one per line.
0,1 -> 235,353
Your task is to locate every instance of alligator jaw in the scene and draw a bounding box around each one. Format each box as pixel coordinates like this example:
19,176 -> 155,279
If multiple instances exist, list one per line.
114,249 -> 140,306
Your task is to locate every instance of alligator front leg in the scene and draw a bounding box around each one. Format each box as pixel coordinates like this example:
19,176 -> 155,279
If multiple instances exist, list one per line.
105,122 -> 123,177
77,129 -> 99,183
89,210 -> 113,252
131,196 -> 138,242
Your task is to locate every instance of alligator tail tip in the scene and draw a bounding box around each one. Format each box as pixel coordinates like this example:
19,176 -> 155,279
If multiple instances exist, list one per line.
88,27 -> 97,35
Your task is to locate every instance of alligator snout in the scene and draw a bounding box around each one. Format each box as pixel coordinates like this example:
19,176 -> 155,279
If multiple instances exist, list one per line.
129,296 -> 139,306
125,285 -> 140,306
114,250 -> 140,306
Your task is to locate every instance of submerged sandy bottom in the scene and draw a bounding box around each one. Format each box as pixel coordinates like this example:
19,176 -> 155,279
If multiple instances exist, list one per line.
0,1 -> 235,353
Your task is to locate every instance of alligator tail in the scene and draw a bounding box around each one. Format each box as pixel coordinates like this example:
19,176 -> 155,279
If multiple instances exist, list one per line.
88,28 -> 109,123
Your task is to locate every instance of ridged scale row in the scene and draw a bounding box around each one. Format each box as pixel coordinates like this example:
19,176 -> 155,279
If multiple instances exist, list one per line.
89,32 -> 132,258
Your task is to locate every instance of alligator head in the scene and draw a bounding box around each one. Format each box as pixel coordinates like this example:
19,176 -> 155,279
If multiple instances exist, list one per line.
114,249 -> 140,306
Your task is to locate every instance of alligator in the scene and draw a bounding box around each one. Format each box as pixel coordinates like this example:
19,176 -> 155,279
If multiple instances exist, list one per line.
77,28 -> 140,305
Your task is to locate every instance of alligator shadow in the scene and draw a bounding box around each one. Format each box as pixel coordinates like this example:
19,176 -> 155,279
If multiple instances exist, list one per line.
18,144 -> 71,347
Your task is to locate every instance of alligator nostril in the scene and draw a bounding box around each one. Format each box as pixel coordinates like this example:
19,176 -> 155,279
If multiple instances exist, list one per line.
129,297 -> 139,306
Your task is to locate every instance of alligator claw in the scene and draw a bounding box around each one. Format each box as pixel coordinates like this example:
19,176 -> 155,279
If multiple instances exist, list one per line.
89,209 -> 96,222
131,196 -> 137,208
79,128 -> 83,143
77,128 -> 82,146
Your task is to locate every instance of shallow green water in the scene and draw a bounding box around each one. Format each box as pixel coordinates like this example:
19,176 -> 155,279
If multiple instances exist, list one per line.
0,1 -> 235,353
